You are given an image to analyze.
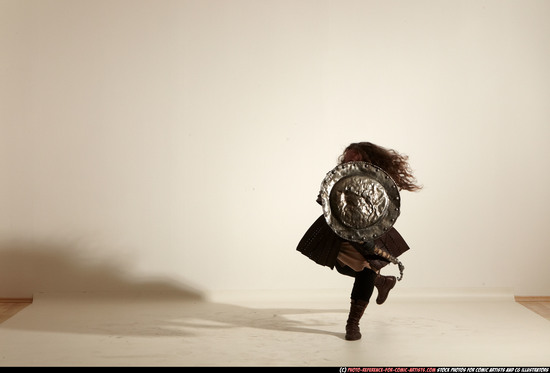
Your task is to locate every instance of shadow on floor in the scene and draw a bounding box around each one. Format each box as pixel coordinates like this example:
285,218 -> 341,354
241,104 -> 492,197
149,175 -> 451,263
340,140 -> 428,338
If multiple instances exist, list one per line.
0,240 -> 348,340
3,296 -> 347,340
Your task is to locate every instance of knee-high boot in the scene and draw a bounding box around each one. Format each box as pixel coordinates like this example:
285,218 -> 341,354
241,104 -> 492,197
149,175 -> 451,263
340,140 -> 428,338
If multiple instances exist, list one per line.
345,299 -> 369,341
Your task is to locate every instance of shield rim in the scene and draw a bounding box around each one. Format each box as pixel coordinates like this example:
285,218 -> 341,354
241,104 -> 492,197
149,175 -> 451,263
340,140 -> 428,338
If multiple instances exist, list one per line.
319,161 -> 401,242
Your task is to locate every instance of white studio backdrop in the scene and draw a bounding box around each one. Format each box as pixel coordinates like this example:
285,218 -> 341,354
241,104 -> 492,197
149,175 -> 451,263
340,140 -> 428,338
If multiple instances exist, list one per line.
1,0 -> 549,298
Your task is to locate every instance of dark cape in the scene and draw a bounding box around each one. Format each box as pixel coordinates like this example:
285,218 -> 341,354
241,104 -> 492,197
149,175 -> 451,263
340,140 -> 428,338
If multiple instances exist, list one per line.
296,214 -> 410,272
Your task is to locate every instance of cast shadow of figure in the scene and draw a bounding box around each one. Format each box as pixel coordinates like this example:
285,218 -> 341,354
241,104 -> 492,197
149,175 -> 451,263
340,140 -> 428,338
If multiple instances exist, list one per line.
165,300 -> 347,339
0,240 -> 347,340
0,240 -> 204,299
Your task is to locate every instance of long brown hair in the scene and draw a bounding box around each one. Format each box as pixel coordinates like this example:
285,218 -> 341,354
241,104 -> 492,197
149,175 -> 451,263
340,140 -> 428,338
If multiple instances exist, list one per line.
338,142 -> 422,192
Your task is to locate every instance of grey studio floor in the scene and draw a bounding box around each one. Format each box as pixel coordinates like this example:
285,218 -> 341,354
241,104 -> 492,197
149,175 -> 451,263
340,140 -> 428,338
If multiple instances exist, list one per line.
0,288 -> 549,367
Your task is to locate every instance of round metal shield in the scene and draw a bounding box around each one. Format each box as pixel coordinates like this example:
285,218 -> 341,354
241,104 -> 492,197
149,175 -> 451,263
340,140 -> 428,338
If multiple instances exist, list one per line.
319,161 -> 401,242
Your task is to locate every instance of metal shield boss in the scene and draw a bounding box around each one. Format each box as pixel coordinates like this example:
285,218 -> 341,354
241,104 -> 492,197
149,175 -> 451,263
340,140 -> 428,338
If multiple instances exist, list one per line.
319,161 -> 401,243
